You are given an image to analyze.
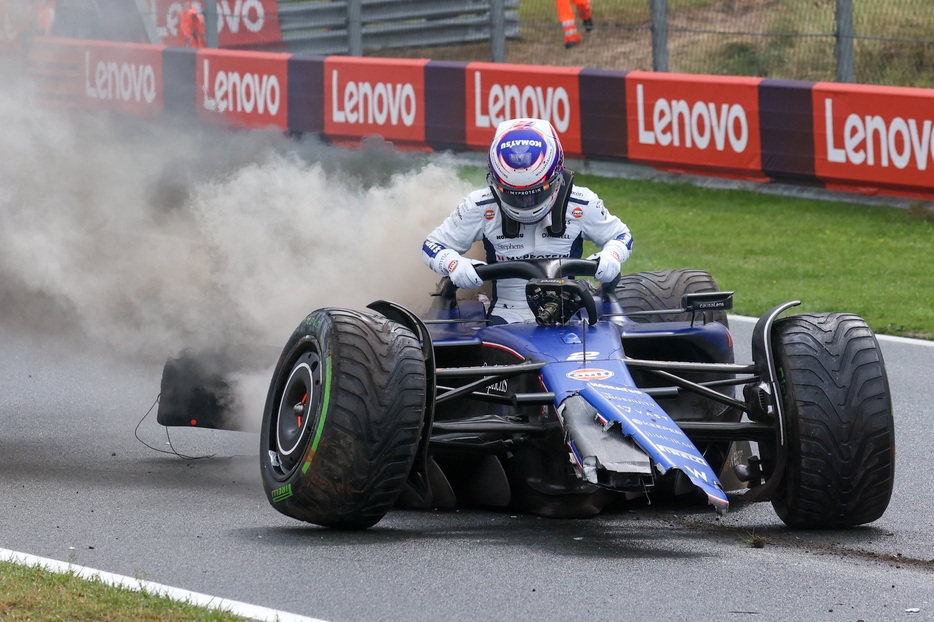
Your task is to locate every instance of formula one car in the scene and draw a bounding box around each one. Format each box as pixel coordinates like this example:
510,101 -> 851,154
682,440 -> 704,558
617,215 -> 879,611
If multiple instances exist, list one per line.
158,261 -> 895,530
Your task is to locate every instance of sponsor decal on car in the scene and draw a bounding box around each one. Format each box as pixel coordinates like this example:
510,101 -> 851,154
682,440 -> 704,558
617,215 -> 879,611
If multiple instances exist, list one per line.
566,368 -> 614,381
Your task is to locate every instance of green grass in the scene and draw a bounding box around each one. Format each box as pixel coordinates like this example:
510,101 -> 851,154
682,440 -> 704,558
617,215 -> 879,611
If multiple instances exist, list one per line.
460,166 -> 934,339
589,174 -> 934,339
0,560 -> 246,621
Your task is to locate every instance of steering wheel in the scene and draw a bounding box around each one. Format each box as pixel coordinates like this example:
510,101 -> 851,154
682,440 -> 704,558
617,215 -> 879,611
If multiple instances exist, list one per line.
437,258 -> 621,325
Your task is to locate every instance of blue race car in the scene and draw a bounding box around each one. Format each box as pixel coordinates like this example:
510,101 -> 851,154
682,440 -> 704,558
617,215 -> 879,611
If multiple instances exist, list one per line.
161,260 -> 895,530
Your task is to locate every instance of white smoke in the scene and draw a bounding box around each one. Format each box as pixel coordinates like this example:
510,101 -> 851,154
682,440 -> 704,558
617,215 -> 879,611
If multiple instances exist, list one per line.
0,60 -> 473,395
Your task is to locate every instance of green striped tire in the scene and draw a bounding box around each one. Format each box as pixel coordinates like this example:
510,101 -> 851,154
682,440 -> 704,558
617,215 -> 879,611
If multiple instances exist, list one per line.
260,308 -> 426,529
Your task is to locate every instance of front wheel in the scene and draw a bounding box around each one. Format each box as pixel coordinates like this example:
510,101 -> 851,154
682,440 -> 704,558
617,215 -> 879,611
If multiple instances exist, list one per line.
771,313 -> 895,528
260,308 -> 426,529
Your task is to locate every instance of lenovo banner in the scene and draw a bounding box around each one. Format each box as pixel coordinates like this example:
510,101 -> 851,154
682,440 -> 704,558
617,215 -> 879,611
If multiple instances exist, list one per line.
814,82 -> 934,195
466,62 -> 582,156
198,48 -> 288,129
324,56 -> 428,144
82,41 -> 164,116
151,0 -> 282,48
627,72 -> 763,175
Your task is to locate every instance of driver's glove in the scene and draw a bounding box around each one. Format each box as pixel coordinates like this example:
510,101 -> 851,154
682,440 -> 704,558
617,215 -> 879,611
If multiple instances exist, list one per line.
436,249 -> 485,289
589,240 -> 631,284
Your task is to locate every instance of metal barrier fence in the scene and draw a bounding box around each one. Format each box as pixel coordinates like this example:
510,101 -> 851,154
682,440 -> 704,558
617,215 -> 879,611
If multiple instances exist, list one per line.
278,0 -> 520,56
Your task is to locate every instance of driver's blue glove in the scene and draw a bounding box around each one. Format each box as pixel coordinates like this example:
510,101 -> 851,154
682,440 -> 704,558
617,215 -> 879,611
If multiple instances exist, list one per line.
589,240 -> 631,284
436,249 -> 485,289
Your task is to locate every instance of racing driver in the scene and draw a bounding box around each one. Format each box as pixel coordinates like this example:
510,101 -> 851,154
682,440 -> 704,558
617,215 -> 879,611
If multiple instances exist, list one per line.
422,118 -> 633,323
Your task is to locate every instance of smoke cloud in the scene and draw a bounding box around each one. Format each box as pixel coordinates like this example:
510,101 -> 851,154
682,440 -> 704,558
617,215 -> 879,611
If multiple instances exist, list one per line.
0,60 -> 475,428
0,62 -> 471,365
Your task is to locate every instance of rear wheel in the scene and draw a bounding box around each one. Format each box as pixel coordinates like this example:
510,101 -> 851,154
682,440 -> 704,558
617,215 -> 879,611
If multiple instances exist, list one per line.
260,308 -> 426,529
771,313 -> 895,528
615,268 -> 728,326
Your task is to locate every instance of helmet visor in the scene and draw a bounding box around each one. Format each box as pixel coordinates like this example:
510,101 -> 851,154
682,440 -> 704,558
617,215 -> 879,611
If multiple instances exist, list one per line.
489,173 -> 561,212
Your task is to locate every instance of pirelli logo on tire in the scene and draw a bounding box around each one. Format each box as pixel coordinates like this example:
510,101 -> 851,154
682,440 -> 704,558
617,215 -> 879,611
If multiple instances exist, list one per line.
271,484 -> 293,503
566,368 -> 614,382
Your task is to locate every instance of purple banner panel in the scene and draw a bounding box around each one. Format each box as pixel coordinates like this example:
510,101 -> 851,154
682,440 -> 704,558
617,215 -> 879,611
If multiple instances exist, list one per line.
759,79 -> 819,184
425,61 -> 467,151
287,55 -> 325,135
162,47 -> 197,119
579,68 -> 628,160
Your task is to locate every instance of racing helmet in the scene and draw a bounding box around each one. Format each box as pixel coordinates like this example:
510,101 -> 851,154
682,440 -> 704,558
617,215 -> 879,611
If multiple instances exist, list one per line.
488,118 -> 565,225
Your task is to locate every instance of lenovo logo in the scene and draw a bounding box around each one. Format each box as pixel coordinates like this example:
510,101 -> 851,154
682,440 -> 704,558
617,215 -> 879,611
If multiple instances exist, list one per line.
330,70 -> 417,127
636,84 -> 749,153
84,52 -> 157,104
824,98 -> 933,170
473,71 -> 571,133
202,59 -> 281,115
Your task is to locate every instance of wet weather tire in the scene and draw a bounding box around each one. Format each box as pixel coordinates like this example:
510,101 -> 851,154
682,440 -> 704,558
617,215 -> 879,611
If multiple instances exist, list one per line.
260,308 -> 426,529
771,313 -> 895,528
615,268 -> 728,326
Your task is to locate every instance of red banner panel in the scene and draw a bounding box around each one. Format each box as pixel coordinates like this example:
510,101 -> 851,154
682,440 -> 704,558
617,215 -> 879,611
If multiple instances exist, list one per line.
81,41 -> 164,116
465,62 -> 582,156
626,72 -> 763,174
324,56 -> 428,143
814,82 -> 934,192
152,0 -> 282,48
197,48 -> 288,129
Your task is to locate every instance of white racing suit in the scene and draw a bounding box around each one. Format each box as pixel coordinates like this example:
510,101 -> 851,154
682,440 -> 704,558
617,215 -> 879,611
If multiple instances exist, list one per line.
422,185 -> 633,323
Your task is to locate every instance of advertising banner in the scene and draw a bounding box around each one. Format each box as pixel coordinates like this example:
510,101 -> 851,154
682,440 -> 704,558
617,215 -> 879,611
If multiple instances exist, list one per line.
813,82 -> 934,195
150,0 -> 282,48
81,41 -> 164,116
197,48 -> 288,129
466,62 -> 582,156
324,56 -> 428,143
626,72 -> 763,175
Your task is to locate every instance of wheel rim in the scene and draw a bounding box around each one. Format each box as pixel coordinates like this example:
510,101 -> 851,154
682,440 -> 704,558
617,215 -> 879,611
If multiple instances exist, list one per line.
273,350 -> 321,475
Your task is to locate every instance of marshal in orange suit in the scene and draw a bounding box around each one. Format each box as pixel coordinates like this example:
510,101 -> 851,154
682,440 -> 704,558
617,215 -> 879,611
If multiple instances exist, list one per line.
556,0 -> 593,48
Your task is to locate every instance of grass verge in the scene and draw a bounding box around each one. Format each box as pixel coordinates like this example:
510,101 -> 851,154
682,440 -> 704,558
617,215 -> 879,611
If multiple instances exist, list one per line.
589,174 -> 934,339
0,559 -> 246,621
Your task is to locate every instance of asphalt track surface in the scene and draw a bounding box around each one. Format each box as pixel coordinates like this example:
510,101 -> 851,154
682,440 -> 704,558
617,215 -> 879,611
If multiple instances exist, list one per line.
2,319 -> 933,621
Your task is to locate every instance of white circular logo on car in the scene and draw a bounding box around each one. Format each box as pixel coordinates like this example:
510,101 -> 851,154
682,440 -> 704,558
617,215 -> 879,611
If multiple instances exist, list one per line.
566,368 -> 614,382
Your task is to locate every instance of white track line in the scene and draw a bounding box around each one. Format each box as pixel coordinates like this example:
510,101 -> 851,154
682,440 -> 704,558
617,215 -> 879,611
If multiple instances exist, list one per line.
0,548 -> 327,622
728,314 -> 934,348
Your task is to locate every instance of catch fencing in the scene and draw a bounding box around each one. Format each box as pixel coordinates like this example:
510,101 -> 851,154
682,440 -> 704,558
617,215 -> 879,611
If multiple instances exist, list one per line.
410,0 -> 934,88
